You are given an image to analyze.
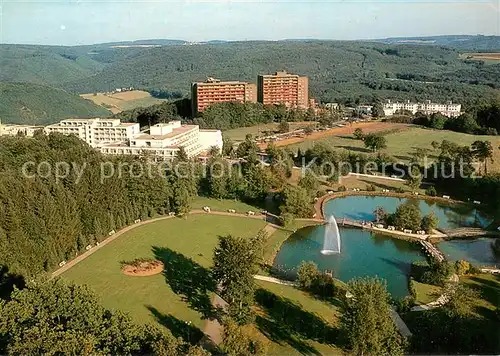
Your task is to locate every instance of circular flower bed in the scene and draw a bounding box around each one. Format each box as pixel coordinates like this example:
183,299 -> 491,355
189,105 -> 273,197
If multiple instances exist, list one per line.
121,258 -> 164,277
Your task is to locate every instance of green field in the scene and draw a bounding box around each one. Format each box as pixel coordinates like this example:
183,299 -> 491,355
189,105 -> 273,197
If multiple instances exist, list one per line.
287,126 -> 500,173
413,280 -> 442,305
461,273 -> 500,319
62,214 -> 266,329
224,122 -> 315,142
61,211 -> 342,354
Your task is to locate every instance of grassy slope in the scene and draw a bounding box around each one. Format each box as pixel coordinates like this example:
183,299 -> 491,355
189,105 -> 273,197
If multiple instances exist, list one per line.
0,82 -> 110,124
61,208 -> 342,354
287,126 -> 500,173
62,214 -> 267,328
461,273 -> 500,319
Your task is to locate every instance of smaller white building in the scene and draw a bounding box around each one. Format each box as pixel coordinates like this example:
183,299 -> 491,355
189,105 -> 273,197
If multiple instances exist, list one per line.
383,100 -> 461,117
356,105 -> 373,115
0,122 -> 44,137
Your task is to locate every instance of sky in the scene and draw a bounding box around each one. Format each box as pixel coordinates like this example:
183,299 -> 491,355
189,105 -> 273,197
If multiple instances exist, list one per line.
0,0 -> 499,45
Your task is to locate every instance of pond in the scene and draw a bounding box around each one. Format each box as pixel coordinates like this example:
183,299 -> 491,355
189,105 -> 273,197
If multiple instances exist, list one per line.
273,225 -> 426,298
439,238 -> 500,267
323,195 -> 490,230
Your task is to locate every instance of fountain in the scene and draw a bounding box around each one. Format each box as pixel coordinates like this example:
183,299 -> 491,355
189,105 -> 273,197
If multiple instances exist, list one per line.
321,215 -> 341,255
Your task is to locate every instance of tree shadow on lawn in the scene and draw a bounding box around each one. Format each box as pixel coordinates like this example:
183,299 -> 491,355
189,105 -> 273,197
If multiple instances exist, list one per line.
147,305 -> 205,344
152,246 -> 217,320
467,275 -> 500,319
254,288 -> 340,355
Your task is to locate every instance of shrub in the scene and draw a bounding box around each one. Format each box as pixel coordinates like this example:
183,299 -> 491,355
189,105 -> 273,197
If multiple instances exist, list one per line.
426,186 -> 437,196
408,277 -> 417,298
297,261 -> 319,290
311,273 -> 336,298
455,260 -> 471,276
421,260 -> 454,286
396,187 -> 406,193
394,296 -> 416,313
468,264 -> 482,275
421,212 -> 439,233
366,184 -> 376,192
280,212 -> 294,228
337,185 -> 347,192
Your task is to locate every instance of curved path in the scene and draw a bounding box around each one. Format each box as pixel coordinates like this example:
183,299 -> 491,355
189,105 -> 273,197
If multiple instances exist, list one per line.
51,210 -> 269,279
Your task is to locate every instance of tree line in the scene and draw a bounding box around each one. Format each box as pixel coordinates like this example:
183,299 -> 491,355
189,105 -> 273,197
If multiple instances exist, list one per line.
387,101 -> 500,136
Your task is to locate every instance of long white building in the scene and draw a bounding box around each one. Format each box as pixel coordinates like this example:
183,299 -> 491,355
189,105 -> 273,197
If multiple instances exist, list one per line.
383,100 -> 461,117
44,118 -> 140,148
100,121 -> 222,159
1,118 -> 222,160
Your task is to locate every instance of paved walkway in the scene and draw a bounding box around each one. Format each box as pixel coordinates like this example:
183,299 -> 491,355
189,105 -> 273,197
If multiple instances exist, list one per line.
390,307 -> 413,337
254,275 -> 298,286
202,294 -> 228,346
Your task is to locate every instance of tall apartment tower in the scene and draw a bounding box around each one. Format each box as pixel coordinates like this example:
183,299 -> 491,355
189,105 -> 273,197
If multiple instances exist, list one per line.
257,71 -> 309,109
191,77 -> 257,116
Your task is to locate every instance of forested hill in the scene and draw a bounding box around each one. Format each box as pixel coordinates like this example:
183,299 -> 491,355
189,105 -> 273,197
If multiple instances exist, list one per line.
371,35 -> 500,51
1,39 -> 500,113
0,82 -> 111,124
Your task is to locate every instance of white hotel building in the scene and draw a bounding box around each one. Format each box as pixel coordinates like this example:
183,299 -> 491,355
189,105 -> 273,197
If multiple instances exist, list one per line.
383,100 -> 462,117
1,117 -> 222,160
100,121 -> 222,159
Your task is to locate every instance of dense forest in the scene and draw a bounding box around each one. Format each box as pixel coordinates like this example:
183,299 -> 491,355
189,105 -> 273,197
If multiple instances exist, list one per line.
0,133 -> 198,278
0,82 -> 110,124
1,39 -> 500,126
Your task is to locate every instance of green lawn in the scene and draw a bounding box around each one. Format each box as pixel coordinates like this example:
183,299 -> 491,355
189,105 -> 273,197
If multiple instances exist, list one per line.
192,196 -> 260,213
224,121 -> 315,142
254,280 -> 343,356
62,211 -> 344,354
287,126 -> 500,173
461,273 -> 500,319
62,214 -> 266,330
413,281 -> 442,305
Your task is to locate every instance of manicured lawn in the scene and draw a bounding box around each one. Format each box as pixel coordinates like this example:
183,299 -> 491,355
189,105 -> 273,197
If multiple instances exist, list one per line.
62,211 -> 344,354
255,280 -> 343,356
62,214 -> 267,329
413,280 -> 442,305
461,273 -> 500,319
192,196 -> 260,213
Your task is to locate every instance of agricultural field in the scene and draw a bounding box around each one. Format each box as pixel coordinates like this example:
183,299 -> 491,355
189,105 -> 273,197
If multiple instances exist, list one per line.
61,209 -> 342,354
286,126 -> 500,173
81,90 -> 167,114
460,52 -> 500,64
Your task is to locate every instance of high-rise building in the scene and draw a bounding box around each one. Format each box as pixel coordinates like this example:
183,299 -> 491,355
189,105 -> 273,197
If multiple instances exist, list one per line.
191,77 -> 257,115
257,71 -> 309,108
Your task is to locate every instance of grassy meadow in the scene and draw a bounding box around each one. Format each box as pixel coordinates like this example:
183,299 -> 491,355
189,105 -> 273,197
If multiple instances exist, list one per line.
81,90 -> 167,114
286,126 -> 500,173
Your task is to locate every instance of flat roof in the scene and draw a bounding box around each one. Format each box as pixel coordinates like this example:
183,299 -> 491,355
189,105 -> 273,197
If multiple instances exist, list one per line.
133,125 -> 197,140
